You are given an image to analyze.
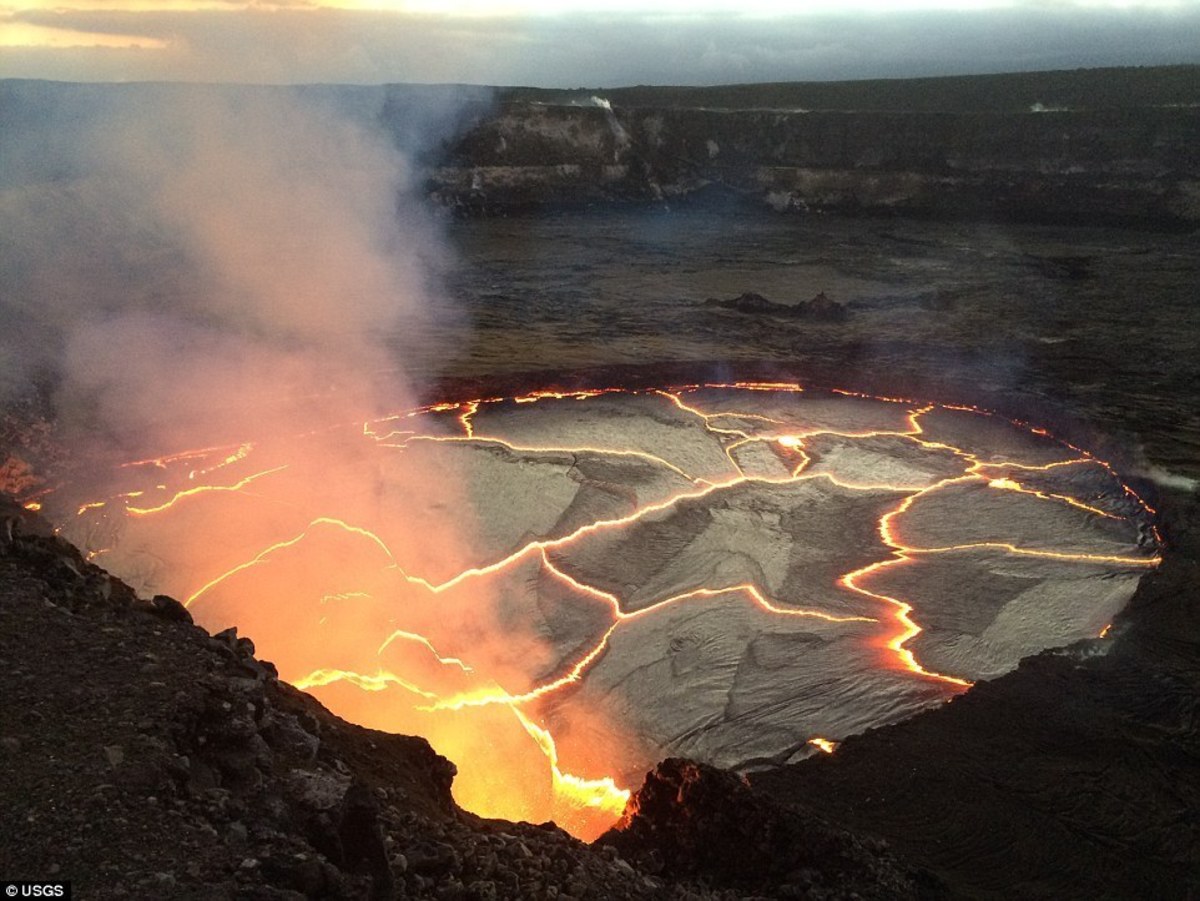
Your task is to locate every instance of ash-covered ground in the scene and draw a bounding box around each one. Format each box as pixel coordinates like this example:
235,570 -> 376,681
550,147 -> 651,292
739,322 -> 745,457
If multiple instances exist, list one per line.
435,209 -> 1200,486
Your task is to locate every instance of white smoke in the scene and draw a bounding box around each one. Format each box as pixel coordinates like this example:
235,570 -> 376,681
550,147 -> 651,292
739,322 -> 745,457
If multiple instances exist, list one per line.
0,84 -> 620,834
1,86 -> 454,452
588,94 -> 630,156
1137,464 -> 1199,493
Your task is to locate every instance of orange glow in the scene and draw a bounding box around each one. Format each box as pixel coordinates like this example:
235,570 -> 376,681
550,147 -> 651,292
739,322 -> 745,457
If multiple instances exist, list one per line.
986,475 -> 1123,520
187,444 -> 254,480
126,464 -> 287,516
184,515 -> 397,607
51,381 -> 1159,841
841,556 -> 972,687
378,628 -> 475,672
724,380 -> 803,392
401,433 -> 705,486
293,666 -> 438,699
513,708 -> 631,817
512,388 -> 614,404
120,443 -> 245,470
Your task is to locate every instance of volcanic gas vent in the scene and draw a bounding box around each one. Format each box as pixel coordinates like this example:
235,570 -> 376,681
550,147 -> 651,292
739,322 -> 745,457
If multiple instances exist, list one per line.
45,383 -> 1158,840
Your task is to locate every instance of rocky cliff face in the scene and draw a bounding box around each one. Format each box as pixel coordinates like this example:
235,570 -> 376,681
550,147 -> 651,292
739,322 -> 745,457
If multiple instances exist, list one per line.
426,101 -> 1200,226
4,71 -> 1196,227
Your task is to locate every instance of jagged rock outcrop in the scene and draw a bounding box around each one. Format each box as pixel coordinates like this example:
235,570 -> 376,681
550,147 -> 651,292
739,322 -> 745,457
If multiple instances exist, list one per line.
597,758 -> 939,900
706,291 -> 848,321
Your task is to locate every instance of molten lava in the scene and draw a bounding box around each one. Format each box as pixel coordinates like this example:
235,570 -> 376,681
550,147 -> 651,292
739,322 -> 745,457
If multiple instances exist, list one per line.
36,383 -> 1158,841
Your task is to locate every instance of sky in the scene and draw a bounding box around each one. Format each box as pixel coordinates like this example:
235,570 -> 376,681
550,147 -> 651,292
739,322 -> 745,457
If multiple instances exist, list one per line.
0,1 -> 1198,87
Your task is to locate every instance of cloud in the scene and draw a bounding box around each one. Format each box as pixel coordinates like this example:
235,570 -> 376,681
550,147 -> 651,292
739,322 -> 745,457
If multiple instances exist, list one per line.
0,4 -> 1197,84
0,20 -> 169,48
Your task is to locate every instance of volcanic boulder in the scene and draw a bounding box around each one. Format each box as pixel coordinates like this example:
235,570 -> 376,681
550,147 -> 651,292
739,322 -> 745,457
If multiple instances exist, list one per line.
597,757 -> 940,899
805,291 -> 849,321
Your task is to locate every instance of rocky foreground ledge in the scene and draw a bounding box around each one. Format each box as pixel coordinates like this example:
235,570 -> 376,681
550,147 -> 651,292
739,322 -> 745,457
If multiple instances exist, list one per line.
0,497 -> 928,901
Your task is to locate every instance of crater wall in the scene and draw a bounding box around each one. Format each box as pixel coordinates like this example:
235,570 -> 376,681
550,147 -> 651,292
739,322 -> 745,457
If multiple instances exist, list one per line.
423,87 -> 1200,226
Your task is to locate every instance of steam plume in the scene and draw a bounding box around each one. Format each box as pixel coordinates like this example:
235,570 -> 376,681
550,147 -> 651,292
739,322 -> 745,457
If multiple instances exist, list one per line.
1,83 -> 620,836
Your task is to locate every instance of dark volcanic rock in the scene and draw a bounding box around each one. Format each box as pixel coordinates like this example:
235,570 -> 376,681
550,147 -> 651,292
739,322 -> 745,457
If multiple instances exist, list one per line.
598,758 -> 938,899
425,81 -> 1200,227
707,291 -> 848,321
804,292 -> 848,321
709,291 -> 778,313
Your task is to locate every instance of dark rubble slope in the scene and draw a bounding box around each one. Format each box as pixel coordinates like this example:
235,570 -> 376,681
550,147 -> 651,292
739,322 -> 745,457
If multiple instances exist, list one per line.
0,498 -> 919,900
598,758 -> 944,900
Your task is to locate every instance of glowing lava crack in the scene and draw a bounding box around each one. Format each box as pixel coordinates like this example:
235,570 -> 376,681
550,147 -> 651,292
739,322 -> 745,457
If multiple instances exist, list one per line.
43,383 -> 1158,840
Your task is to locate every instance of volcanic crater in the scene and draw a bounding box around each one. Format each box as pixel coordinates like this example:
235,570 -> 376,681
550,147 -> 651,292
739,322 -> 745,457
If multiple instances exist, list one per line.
42,381 -> 1159,841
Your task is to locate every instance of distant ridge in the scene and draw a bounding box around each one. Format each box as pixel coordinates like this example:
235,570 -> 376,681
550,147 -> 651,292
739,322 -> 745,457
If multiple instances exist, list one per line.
5,65 -> 1197,115
499,65 -> 1200,114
